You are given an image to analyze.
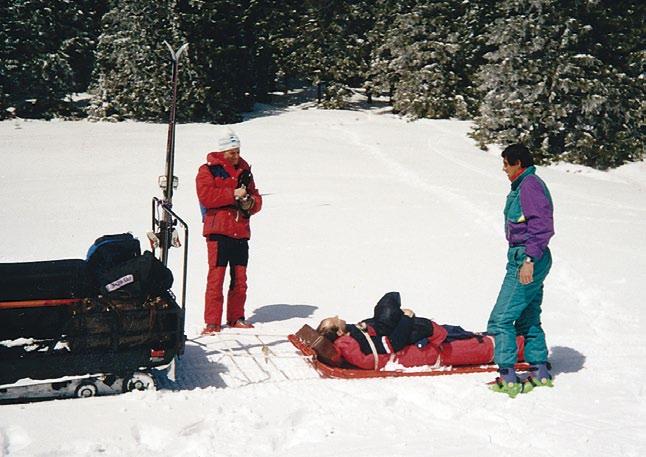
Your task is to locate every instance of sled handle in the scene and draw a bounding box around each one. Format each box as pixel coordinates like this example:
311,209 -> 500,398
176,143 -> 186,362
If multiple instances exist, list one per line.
151,197 -> 189,311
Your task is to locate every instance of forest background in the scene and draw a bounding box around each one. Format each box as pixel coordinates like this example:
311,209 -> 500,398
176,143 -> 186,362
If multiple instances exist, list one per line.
1,0 -> 643,169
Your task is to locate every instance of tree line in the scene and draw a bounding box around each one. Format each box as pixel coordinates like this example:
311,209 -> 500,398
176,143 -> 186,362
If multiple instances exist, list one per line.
1,0 -> 643,169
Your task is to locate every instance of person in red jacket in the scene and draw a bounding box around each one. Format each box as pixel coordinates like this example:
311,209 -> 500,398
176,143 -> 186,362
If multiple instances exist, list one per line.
316,292 -> 524,370
196,130 -> 262,334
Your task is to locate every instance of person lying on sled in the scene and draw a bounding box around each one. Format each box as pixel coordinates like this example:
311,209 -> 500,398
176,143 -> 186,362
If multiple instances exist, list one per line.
316,292 -> 524,370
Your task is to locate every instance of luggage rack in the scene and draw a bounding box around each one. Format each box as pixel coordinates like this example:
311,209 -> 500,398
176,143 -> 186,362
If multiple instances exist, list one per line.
150,196 -> 189,311
150,197 -> 189,378
0,292 -> 185,402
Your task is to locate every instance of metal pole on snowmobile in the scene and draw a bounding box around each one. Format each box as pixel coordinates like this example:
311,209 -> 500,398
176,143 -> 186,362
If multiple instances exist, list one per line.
158,41 -> 189,267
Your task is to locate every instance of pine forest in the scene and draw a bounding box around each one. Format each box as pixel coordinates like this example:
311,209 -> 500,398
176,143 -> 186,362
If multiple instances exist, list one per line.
1,0 -> 644,169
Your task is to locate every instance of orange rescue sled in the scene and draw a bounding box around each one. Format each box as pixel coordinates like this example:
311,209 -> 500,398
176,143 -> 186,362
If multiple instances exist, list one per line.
288,325 -> 529,379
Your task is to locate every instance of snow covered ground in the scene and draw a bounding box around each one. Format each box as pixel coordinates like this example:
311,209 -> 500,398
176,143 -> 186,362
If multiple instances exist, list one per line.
1,105 -> 645,456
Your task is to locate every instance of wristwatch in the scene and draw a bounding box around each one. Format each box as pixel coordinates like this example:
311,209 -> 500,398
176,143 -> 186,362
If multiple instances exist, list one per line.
525,256 -> 534,264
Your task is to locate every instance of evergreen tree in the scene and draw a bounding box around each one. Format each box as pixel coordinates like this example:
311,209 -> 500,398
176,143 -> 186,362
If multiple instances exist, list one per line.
173,0 -> 252,122
64,0 -> 109,93
0,0 -> 104,119
295,0 -> 375,107
240,0 -> 276,103
377,2 -> 464,118
473,0 -> 644,168
456,0 -> 505,117
88,0 -> 183,121
267,2 -> 311,93
3,0 -> 640,169
365,0 -> 414,105
369,0 -> 502,119
240,0 -> 308,98
90,0 -> 284,122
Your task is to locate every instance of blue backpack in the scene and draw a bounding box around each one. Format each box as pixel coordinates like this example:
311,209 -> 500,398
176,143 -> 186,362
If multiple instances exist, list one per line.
86,233 -> 141,273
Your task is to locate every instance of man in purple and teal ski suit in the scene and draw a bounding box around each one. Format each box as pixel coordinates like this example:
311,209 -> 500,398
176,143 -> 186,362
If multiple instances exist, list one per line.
487,144 -> 554,393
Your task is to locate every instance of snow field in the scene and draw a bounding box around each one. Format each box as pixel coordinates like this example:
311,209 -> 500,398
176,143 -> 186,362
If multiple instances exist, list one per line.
0,107 -> 645,456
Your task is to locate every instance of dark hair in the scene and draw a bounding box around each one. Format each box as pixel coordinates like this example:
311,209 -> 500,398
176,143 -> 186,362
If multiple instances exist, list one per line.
501,144 -> 534,168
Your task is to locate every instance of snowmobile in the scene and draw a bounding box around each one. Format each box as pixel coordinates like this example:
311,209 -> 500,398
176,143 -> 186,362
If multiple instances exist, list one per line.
0,43 -> 189,402
0,240 -> 185,401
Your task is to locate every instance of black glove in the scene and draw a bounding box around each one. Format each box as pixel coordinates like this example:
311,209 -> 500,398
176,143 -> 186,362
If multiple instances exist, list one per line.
236,196 -> 254,217
237,170 -> 253,189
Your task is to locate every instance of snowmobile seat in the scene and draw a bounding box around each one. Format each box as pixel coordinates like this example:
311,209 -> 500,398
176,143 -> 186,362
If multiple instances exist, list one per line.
0,259 -> 95,302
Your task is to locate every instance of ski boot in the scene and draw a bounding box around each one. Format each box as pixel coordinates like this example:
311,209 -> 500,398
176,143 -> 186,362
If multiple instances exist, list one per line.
527,362 -> 553,387
228,319 -> 254,329
201,324 -> 221,335
490,367 -> 533,398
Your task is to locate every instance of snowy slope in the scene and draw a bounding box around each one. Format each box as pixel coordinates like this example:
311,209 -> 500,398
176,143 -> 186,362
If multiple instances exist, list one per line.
0,107 -> 645,457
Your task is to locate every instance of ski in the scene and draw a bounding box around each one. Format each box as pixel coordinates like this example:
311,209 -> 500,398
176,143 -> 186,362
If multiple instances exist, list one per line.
156,41 -> 189,266
150,41 -> 190,309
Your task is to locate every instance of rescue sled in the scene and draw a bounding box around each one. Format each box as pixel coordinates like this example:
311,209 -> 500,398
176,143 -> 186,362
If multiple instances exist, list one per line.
288,325 -> 529,379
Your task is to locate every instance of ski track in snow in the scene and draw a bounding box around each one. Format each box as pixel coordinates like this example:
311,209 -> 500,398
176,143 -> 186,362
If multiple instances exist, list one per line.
332,112 -> 638,359
330,113 -> 503,236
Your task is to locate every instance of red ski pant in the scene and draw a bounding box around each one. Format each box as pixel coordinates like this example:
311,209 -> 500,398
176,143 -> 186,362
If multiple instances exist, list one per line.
440,335 -> 525,366
204,236 -> 249,326
389,335 -> 525,368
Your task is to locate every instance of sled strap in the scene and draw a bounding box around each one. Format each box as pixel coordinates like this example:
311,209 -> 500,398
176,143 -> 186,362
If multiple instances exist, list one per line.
358,328 -> 379,370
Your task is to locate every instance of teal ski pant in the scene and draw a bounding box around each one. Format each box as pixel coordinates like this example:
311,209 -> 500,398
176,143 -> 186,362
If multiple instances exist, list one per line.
487,246 -> 552,368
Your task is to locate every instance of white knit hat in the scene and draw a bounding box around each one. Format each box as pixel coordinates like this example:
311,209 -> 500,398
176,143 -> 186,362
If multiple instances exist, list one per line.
216,130 -> 240,151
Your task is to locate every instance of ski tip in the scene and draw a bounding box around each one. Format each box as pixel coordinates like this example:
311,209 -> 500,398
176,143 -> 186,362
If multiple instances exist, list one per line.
177,43 -> 189,59
163,41 -> 189,62
163,40 -> 174,57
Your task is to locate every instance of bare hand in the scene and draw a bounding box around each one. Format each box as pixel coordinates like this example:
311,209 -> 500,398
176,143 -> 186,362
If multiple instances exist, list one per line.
519,262 -> 534,285
234,187 -> 247,199
402,308 -> 415,317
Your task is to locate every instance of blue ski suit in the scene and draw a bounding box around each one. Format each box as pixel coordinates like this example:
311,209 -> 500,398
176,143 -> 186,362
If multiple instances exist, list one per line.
487,166 -> 554,368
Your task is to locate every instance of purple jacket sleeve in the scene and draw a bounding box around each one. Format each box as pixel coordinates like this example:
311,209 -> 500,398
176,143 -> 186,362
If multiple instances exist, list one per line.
520,176 -> 554,260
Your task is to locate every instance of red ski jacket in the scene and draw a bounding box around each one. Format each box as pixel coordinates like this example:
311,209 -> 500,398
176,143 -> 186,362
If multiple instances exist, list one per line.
334,321 -> 448,370
196,152 -> 262,240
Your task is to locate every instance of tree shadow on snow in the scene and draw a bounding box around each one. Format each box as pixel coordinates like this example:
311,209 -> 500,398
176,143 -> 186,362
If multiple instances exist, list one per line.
247,303 -> 318,324
240,85 -> 393,122
242,85 -> 319,121
549,346 -> 586,375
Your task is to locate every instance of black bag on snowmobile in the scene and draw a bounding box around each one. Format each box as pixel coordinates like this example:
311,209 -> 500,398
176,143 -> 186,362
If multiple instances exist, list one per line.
97,251 -> 173,300
86,233 -> 141,273
0,259 -> 94,302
